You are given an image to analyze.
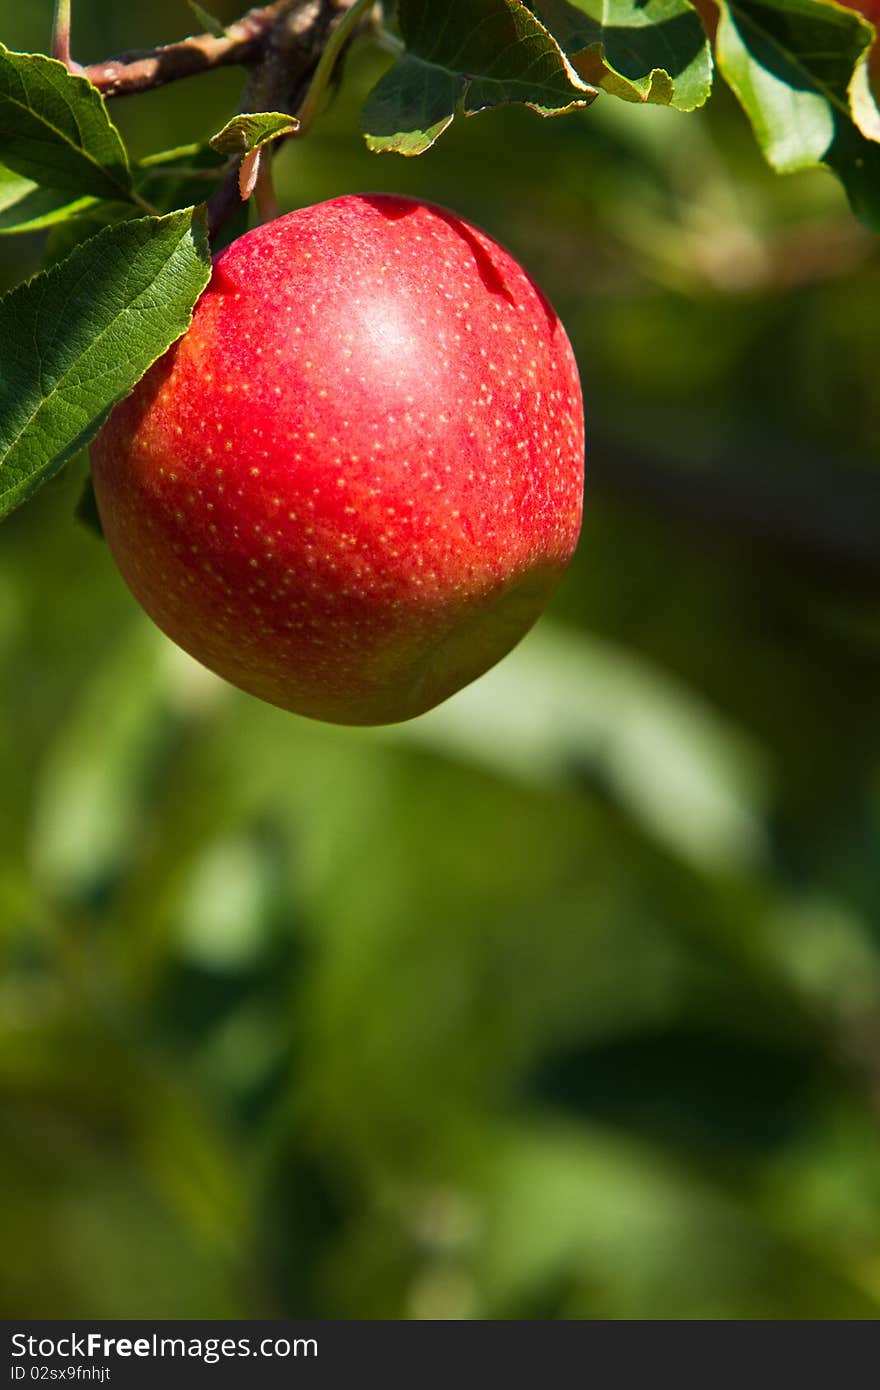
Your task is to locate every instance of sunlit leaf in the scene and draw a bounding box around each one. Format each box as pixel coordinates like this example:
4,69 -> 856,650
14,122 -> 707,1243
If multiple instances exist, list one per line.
0,44 -> 132,200
209,111 -> 300,156
0,207 -> 211,522
532,0 -> 713,110
715,0 -> 880,226
0,162 -> 100,234
363,0 -> 596,155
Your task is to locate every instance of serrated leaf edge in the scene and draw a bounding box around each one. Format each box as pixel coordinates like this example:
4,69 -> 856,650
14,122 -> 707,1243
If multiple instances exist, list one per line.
0,43 -> 133,199
0,207 -> 210,517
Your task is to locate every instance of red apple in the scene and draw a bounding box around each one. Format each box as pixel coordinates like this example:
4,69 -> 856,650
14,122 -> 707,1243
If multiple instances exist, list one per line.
91,194 -> 584,725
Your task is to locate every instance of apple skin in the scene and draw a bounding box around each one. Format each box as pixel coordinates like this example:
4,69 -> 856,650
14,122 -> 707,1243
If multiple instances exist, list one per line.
91,194 -> 584,725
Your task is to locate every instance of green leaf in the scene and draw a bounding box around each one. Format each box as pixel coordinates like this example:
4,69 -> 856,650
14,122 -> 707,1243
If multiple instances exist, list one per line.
0,143 -> 218,238
0,162 -> 101,234
715,0 -> 880,226
530,0 -> 713,111
849,49 -> 880,143
187,1 -> 227,37
209,112 -> 299,156
362,0 -> 597,156
0,145 -> 226,246
0,207 -> 211,523
135,144 -> 227,213
11,146 -> 228,251
0,44 -> 133,201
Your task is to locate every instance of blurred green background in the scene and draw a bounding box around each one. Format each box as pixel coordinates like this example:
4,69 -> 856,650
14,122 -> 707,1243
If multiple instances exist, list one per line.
2,0 -> 880,1320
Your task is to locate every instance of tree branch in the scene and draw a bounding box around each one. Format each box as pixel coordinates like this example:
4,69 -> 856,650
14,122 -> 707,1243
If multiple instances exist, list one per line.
78,0 -> 367,241
205,0 -> 348,237
83,0 -> 295,97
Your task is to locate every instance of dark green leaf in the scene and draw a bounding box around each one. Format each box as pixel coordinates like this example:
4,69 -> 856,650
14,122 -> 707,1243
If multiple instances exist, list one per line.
715,0 -> 880,226
209,112 -> 299,156
0,207 -> 211,523
362,0 -> 596,156
29,145 -> 230,259
531,0 -> 713,111
0,145 -> 226,242
0,45 -> 132,201
135,144 -> 227,213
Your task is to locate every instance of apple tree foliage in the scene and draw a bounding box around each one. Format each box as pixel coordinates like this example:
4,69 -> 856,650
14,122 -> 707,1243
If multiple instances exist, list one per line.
0,0 -> 878,527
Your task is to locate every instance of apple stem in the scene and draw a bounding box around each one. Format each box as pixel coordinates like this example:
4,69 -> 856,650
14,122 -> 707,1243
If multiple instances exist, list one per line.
294,0 -> 374,137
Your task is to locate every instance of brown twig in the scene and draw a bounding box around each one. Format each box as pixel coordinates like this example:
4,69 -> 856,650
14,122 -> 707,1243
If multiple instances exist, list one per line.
206,0 -> 349,236
78,0 -> 364,240
83,0 -> 294,97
